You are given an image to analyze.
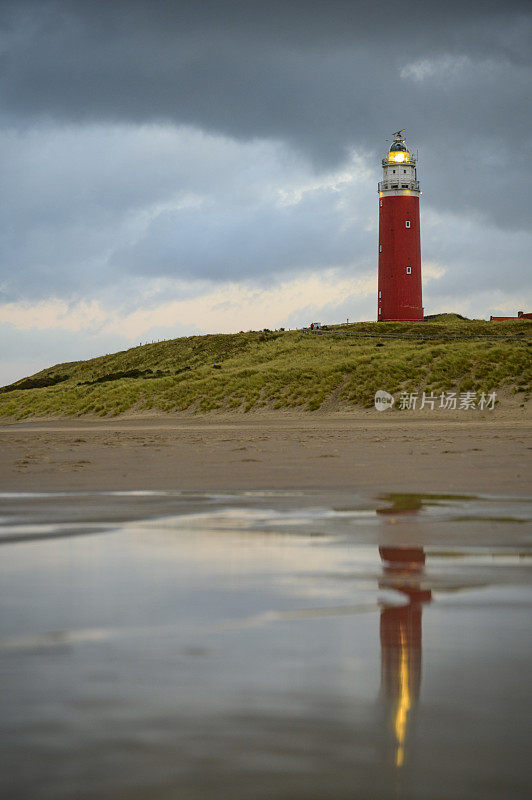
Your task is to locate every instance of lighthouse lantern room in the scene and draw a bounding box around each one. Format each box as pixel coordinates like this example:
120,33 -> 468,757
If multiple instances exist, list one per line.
377,130 -> 423,321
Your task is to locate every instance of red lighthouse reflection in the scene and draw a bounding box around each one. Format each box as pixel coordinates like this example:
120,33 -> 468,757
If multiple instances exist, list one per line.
379,546 -> 432,767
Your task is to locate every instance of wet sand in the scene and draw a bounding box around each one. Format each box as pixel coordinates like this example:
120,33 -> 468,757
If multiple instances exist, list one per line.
2,490 -> 532,800
1,412 -> 532,799
0,414 -> 530,495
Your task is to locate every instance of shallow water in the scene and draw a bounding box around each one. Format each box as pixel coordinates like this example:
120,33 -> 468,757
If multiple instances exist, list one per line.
1,490 -> 532,800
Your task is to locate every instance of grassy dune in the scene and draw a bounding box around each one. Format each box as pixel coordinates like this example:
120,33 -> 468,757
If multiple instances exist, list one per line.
1,316 -> 530,418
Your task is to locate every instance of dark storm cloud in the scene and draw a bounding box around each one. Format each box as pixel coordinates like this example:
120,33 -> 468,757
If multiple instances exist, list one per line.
0,0 -> 530,329
0,0 -> 530,228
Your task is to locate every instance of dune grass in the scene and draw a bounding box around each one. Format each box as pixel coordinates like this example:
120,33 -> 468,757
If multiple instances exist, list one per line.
1,316 -> 530,418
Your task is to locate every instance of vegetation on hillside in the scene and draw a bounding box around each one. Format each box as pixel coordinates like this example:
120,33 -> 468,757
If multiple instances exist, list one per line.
1,316 -> 530,417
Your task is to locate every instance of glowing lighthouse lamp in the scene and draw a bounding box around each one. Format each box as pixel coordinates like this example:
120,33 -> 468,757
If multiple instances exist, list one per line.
377,130 -> 424,321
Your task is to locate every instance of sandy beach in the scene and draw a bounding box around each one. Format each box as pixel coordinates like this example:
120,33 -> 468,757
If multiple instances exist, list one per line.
1,413 -> 530,495
2,413 -> 532,800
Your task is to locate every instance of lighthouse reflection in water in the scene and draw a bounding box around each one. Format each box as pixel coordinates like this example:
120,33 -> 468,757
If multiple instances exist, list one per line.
379,544 -> 432,768
2,490 -> 531,799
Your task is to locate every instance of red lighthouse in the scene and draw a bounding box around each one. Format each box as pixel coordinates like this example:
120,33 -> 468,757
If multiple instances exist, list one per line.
377,130 -> 423,321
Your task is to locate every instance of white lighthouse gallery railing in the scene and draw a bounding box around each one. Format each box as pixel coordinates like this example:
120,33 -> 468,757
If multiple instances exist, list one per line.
378,180 -> 420,192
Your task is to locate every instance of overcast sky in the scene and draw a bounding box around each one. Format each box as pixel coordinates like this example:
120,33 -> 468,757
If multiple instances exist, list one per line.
1,0 -> 531,384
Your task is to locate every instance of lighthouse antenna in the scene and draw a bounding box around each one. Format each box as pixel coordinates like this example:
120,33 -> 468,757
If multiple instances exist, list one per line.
392,128 -> 406,139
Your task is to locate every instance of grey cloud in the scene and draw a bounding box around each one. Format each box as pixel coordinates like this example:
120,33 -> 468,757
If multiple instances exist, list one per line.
422,212 -> 532,297
0,0 -> 530,321
0,117 -> 530,312
0,124 -> 315,300
113,183 -> 375,283
0,321 -> 130,385
0,1 -> 530,229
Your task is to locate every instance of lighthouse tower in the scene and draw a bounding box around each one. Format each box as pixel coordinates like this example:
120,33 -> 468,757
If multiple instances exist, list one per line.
377,130 -> 423,321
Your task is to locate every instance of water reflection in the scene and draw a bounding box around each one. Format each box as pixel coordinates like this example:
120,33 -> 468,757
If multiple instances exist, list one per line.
1,491 -> 532,799
379,546 -> 432,768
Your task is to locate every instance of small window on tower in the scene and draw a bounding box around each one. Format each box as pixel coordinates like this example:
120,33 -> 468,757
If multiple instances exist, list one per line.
392,169 -> 396,174
378,290 -> 381,299
378,307 -> 382,315
406,266 -> 412,274
379,199 -> 382,206
403,169 -> 406,174
405,220 -> 411,228
379,244 -> 382,252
